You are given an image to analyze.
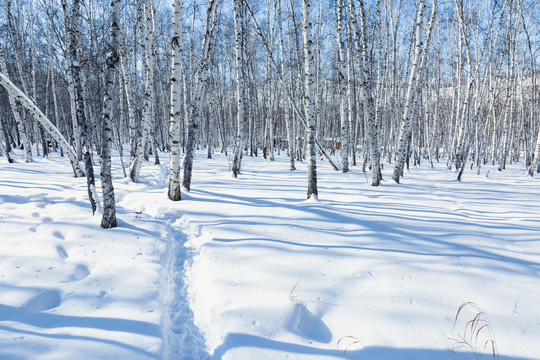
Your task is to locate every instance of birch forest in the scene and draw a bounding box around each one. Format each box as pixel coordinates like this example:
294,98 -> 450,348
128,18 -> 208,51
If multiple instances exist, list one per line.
1,0 -> 540,227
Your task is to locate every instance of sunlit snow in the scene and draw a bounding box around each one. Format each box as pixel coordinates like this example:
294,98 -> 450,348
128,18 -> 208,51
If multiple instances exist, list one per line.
1,149 -> 539,359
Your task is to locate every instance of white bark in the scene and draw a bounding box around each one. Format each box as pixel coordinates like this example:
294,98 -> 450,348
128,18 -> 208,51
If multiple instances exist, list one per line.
29,0 -> 42,157
530,127 -> 540,175
0,118 -> 13,163
130,0 -> 156,183
100,0 -> 120,228
61,0 -> 82,161
231,0 -> 246,178
71,0 -> 100,214
277,0 -> 295,171
168,0 -> 184,200
499,3 -> 518,172
302,0 -> 318,199
337,0 -> 349,173
349,0 -> 382,185
347,44 -> 356,167
119,52 -> 137,161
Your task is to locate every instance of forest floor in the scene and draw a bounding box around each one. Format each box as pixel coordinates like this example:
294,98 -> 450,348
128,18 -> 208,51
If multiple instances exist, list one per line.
0,148 -> 539,360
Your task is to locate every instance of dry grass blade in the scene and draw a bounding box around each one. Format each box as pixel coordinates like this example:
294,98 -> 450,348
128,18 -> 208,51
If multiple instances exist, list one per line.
476,324 -> 489,342
485,339 -> 497,358
337,336 -> 364,354
345,340 -> 364,354
288,279 -> 301,301
450,302 -> 498,360
337,336 -> 357,349
454,302 -> 477,326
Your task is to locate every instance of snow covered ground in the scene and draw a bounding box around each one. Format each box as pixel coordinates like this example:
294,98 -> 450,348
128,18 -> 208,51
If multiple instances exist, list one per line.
1,149 -> 539,360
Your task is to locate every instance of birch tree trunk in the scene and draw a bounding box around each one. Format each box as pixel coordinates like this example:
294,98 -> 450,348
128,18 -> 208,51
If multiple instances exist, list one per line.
530,127 -> 540,175
499,3 -> 517,172
302,0 -> 318,199
61,0 -> 82,161
119,51 -> 137,162
0,117 -> 13,163
29,0 -> 43,157
265,2 -> 275,162
46,3 -> 61,155
349,0 -> 382,185
347,44 -> 357,167
231,0 -> 246,178
277,0 -> 295,171
71,0 -> 99,214
521,4 -> 539,175
100,0 -> 120,228
168,0 -> 184,200
361,0 -> 383,185
337,0 -> 349,173
130,0 -> 156,183
392,0 -> 427,183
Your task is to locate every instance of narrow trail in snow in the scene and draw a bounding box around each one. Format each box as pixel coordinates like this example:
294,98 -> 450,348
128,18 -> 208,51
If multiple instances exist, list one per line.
118,161 -> 211,359
162,216 -> 210,360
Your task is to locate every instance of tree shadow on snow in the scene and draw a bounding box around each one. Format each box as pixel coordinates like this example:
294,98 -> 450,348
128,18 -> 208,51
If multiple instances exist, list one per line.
0,303 -> 160,337
190,188 -> 540,277
211,333 -> 535,360
0,323 -> 159,359
0,288 -> 160,359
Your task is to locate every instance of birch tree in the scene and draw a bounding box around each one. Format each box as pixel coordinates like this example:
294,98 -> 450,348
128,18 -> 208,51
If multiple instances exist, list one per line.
522,2 -> 539,175
130,0 -> 157,183
499,0 -> 518,172
231,0 -> 246,178
0,117 -> 13,163
100,0 -> 120,228
61,0 -> 82,161
71,0 -> 99,213
29,0 -> 45,157
349,0 -> 382,186
337,0 -> 349,173
530,128 -> 540,175
277,0 -> 295,171
302,0 -> 318,198
168,0 -> 184,200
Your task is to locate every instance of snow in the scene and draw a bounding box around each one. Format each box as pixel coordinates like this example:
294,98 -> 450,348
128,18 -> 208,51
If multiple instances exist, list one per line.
1,149 -> 539,360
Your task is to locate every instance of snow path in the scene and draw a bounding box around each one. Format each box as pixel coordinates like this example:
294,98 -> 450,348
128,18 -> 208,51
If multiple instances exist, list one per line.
161,214 -> 209,360
110,158 -> 210,359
